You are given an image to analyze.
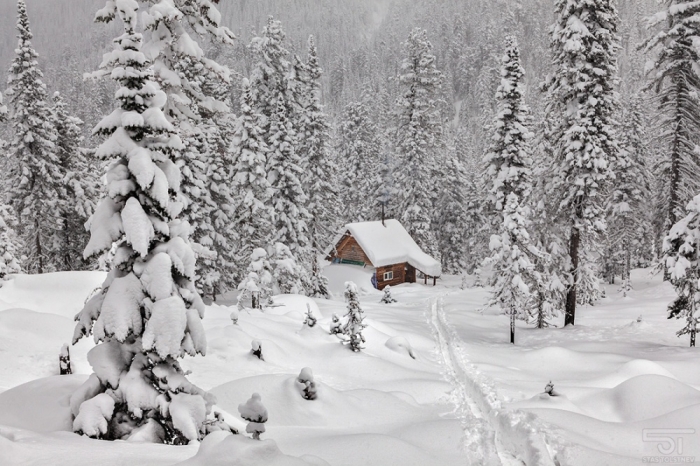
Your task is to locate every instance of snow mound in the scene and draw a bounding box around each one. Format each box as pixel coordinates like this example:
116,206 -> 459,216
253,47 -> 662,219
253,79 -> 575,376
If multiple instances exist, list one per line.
174,431 -> 326,466
322,264 -> 377,296
586,359 -> 676,388
0,375 -> 87,432
577,374 -> 700,422
210,374 -> 430,428
0,272 -> 106,318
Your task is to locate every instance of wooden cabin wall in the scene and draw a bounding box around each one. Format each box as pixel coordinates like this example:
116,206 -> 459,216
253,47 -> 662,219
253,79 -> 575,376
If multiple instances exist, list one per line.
376,263 -> 407,290
331,235 -> 373,266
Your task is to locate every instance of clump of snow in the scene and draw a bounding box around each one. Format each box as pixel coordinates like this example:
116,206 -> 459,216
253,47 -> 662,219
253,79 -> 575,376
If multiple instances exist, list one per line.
73,392 -> 115,438
385,336 -> 416,359
251,340 -> 264,361
238,393 -> 268,440
170,392 -> 207,443
295,367 -> 317,400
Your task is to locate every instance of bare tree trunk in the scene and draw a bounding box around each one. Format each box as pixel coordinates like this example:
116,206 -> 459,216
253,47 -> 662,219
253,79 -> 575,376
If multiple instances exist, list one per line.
565,226 -> 580,327
510,308 -> 515,344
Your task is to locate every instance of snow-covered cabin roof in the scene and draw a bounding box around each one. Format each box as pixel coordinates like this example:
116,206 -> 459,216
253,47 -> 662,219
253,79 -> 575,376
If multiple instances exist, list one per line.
328,219 -> 442,277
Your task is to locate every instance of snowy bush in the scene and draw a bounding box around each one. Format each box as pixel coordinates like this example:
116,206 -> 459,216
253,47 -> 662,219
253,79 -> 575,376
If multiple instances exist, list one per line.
272,243 -> 306,295
238,393 -> 268,440
230,308 -> 239,325
329,314 -> 342,336
303,305 -> 317,328
379,285 -> 397,304
59,343 -> 72,375
342,282 -> 366,352
0,204 -> 22,281
237,248 -> 273,310
663,194 -> 700,346
251,340 -> 264,361
295,367 -> 318,400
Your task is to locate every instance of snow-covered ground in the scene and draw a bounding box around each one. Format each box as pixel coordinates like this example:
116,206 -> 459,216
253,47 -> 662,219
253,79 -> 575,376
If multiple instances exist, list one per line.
0,265 -> 697,465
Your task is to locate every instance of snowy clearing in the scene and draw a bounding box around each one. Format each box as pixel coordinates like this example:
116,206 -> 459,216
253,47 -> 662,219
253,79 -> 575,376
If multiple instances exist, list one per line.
1,268 -> 696,465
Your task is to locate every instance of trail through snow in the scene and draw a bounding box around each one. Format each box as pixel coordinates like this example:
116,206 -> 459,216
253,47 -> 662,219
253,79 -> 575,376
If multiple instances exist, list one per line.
427,296 -> 556,466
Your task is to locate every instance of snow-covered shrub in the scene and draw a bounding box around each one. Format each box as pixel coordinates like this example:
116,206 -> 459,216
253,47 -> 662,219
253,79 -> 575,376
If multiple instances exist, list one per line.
329,314 -> 342,335
380,285 -> 397,304
230,308 -> 239,325
238,393 -> 268,440
303,305 -> 317,328
272,243 -> 305,295
251,340 -> 264,361
295,367 -> 317,400
544,381 -> 559,397
385,336 -> 416,359
59,343 -> 72,375
237,248 -> 273,310
0,203 -> 22,281
663,193 -> 700,346
342,282 -> 366,352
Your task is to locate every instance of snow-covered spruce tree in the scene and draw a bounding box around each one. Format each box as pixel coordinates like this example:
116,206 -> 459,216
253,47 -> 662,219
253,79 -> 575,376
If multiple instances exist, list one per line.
606,97 -> 650,295
4,0 -> 63,274
59,343 -> 72,375
338,99 -> 382,223
437,147 -> 471,274
139,0 -> 235,300
663,194 -> 700,347
330,313 -> 342,335
231,79 -> 274,270
543,0 -> 620,326
299,36 -> 336,298
267,96 -> 312,274
343,281 -> 366,352
51,91 -> 98,271
0,204 -> 22,281
71,2 -> 217,444
296,367 -> 317,400
642,0 -> 700,237
395,28 -> 444,259
483,36 -> 539,344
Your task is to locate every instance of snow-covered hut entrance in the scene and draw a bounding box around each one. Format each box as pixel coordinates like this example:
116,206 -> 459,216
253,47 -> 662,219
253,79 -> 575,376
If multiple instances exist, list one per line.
326,219 -> 442,290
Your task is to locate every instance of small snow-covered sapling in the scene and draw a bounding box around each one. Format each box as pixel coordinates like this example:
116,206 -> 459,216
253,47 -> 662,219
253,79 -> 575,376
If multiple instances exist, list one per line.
343,281 -> 367,352
380,285 -> 397,304
230,308 -> 239,325
238,393 -> 268,440
330,314 -> 342,335
59,343 -> 72,375
296,367 -> 317,400
251,340 -> 264,361
304,304 -> 317,327
544,381 -> 559,396
637,315 -> 643,323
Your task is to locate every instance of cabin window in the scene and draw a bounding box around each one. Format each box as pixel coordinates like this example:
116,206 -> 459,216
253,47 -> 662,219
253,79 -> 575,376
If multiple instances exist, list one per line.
383,271 -> 394,281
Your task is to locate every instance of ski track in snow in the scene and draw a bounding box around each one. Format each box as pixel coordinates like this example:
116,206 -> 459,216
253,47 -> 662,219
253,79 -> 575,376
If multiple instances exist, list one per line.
427,296 -> 556,466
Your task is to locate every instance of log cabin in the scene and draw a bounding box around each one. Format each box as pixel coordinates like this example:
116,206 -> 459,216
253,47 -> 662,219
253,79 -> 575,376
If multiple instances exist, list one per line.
326,219 -> 442,290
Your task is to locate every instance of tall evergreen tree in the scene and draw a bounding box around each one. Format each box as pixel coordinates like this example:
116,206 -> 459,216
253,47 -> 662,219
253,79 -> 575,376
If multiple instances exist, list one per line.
0,203 -> 23,281
395,28 -> 444,259
71,0 -> 218,443
483,36 -> 539,344
231,79 -> 274,266
543,0 -> 620,326
606,96 -> 650,294
339,100 -> 382,223
267,96 -> 311,273
642,0 -> 700,236
4,0 -> 63,274
299,36 -> 336,298
50,91 -> 98,271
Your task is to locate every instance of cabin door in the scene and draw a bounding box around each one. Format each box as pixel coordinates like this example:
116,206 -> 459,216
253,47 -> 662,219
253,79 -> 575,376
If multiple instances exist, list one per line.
405,265 -> 416,283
